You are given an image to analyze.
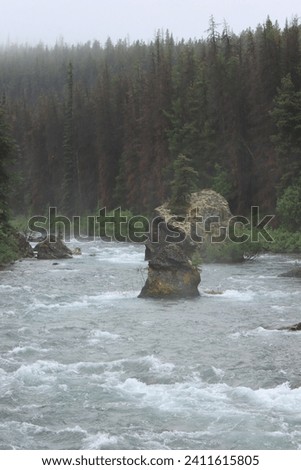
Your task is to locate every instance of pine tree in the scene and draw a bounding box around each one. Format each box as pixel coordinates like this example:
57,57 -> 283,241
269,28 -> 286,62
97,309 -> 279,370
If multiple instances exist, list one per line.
62,62 -> 77,216
0,103 -> 19,266
0,105 -> 12,226
270,73 -> 301,188
169,154 -> 199,214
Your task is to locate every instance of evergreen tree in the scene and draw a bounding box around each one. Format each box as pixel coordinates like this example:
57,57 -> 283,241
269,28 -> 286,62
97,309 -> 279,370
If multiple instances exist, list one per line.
169,154 -> 199,214
270,74 -> 301,188
0,105 -> 12,226
0,19 -> 301,218
276,181 -> 301,231
62,62 -> 77,216
0,103 -> 18,265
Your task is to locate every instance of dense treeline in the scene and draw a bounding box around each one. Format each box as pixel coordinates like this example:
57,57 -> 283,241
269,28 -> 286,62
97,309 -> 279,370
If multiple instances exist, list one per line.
1,17 -> 301,218
0,103 -> 21,264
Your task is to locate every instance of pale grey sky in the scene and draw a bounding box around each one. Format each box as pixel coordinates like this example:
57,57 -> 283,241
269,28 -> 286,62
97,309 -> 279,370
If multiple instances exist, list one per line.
0,0 -> 300,46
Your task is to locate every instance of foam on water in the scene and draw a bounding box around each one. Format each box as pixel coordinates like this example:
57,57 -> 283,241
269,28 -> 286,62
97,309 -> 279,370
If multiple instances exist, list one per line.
92,291 -> 140,300
86,243 -> 145,265
230,326 -> 301,339
0,284 -> 22,291
13,361 -> 65,385
106,373 -> 301,421
262,289 -> 301,299
1,242 -> 301,449
147,356 -> 176,375
88,330 -> 120,341
211,366 -> 225,379
28,291 -> 140,312
216,289 -> 254,301
230,382 -> 301,413
82,433 -> 121,450
1,354 -> 301,448
6,345 -> 50,356
0,310 -> 16,317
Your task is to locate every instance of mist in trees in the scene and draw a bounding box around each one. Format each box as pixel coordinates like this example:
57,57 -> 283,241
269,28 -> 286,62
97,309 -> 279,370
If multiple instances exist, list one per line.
1,17 -> 301,219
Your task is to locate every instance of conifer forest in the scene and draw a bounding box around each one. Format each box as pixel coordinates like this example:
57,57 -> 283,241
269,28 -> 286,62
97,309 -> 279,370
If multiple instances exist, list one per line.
1,17 -> 301,220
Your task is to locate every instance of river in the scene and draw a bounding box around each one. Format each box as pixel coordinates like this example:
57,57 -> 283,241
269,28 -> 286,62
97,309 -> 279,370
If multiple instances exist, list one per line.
0,240 -> 301,450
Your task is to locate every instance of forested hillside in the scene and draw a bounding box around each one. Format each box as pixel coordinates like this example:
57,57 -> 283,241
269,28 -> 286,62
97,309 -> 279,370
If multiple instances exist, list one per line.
1,17 -> 301,217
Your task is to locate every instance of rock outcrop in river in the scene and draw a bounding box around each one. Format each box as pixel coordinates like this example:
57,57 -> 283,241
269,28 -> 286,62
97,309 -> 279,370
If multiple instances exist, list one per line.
140,189 -> 233,298
146,189 -> 233,261
35,236 -> 73,260
139,243 -> 200,298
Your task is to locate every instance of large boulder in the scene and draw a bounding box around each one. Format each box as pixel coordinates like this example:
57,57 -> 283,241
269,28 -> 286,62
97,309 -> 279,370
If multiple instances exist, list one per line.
35,236 -> 73,260
147,189 -> 233,261
139,243 -> 200,298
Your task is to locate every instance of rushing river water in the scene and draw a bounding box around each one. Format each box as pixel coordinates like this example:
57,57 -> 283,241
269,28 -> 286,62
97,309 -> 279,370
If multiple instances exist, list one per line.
0,240 -> 301,450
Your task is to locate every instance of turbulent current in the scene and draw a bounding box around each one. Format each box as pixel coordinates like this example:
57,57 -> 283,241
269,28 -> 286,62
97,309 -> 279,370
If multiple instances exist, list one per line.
1,240 -> 301,450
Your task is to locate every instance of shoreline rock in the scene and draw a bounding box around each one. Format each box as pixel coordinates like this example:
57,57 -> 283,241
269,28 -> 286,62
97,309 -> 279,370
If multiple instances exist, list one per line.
14,232 -> 35,259
34,236 -> 73,260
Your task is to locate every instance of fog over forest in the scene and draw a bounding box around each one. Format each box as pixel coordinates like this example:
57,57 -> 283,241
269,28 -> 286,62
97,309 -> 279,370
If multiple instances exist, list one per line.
0,17 -> 301,223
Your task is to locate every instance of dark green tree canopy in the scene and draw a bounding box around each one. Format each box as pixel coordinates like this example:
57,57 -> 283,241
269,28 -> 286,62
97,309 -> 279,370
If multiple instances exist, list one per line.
169,154 -> 199,214
0,17 -> 300,217
270,73 -> 301,187
0,106 -> 13,226
276,180 -> 301,231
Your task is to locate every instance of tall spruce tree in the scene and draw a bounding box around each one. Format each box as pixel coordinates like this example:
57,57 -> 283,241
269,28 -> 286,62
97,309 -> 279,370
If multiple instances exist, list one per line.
0,103 -> 18,265
62,62 -> 77,216
169,154 -> 199,214
270,74 -> 301,188
0,105 -> 12,226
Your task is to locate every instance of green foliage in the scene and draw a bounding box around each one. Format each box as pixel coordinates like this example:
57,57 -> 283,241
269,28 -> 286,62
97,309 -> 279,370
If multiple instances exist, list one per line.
190,250 -> 203,267
0,105 -> 20,266
198,221 -> 267,263
93,209 -> 149,241
10,215 -> 30,235
270,74 -> 301,188
165,60 -> 216,186
0,18 -> 301,218
0,106 -> 12,226
211,163 -> 234,200
201,240 -> 246,263
0,226 -> 19,266
169,154 -> 199,214
201,233 -> 262,263
62,62 -> 77,216
261,227 -> 301,253
202,225 -> 301,256
276,183 -> 301,231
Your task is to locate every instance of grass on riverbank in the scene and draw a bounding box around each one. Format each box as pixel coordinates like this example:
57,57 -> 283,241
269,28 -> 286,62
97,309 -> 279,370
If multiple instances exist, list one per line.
201,227 -> 301,263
